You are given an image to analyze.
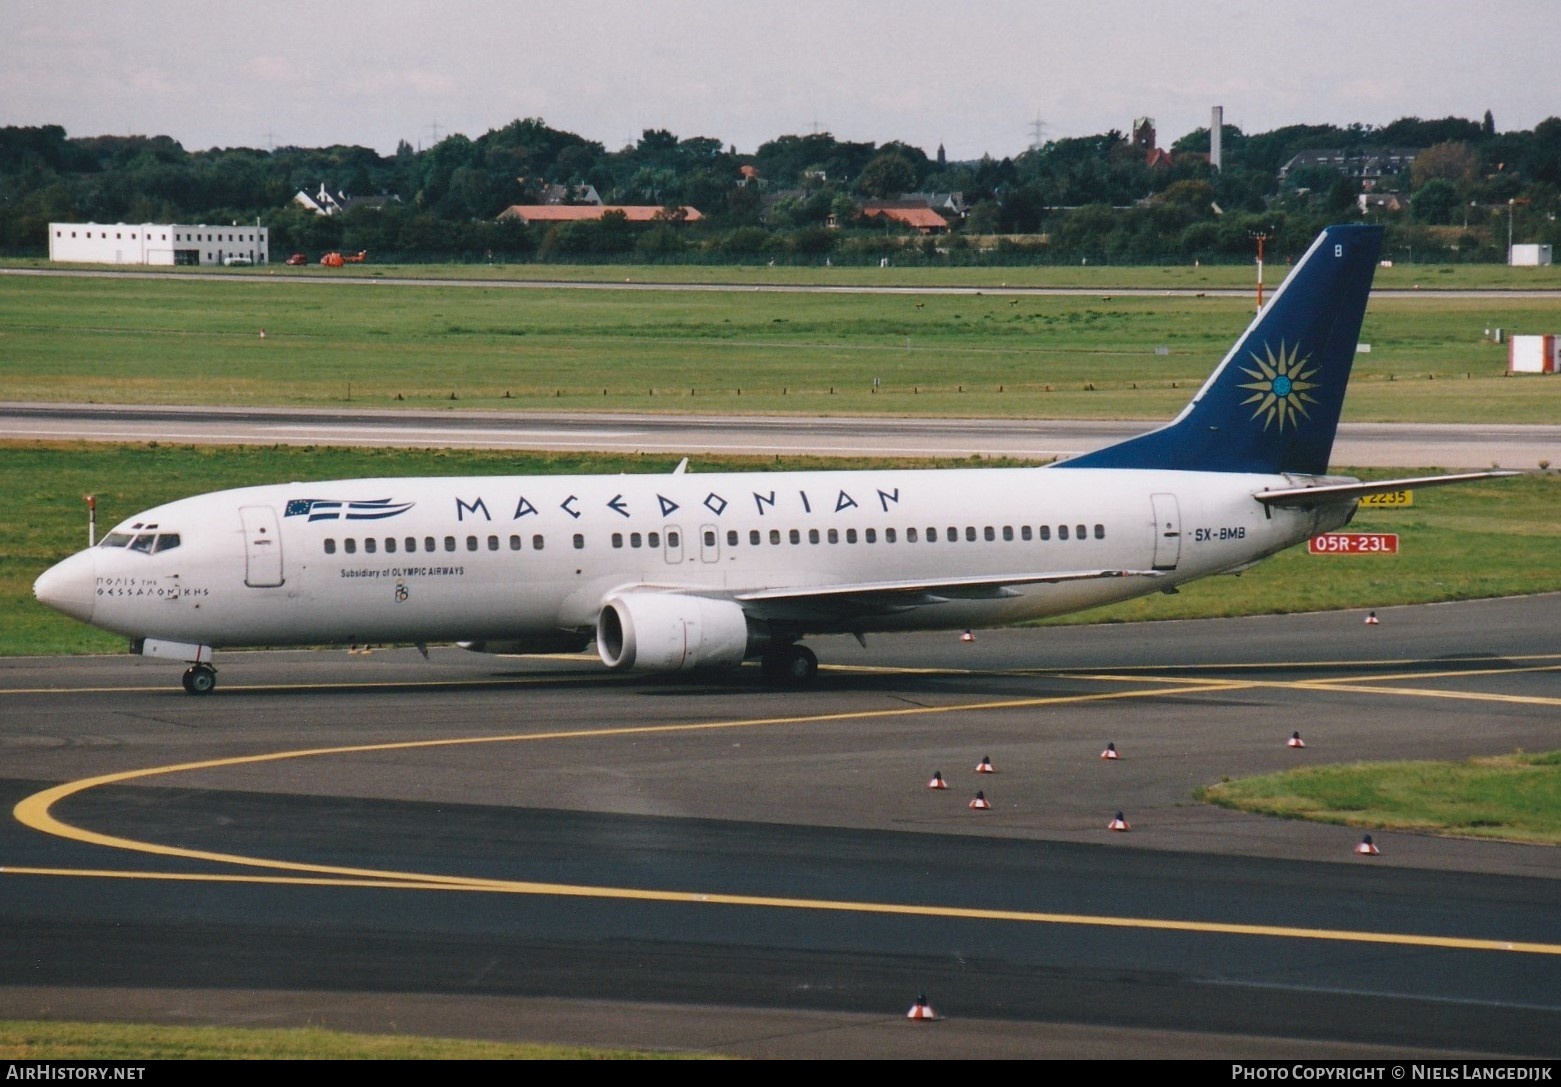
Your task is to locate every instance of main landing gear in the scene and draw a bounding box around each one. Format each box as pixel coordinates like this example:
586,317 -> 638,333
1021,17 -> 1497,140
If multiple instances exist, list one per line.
761,643 -> 818,685
181,663 -> 217,695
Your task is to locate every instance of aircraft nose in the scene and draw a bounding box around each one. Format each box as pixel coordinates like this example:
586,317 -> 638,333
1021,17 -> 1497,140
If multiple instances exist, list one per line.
34,549 -> 97,624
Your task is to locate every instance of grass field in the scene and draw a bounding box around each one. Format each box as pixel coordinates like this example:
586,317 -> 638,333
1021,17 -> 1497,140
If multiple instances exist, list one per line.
2,270 -> 1560,421
0,1020 -> 709,1060
8,254 -> 1561,291
1199,751 -> 1561,845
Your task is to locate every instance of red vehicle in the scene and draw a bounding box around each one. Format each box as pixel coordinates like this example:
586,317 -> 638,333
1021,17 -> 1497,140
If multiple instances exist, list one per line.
320,250 -> 367,267
285,253 -> 308,266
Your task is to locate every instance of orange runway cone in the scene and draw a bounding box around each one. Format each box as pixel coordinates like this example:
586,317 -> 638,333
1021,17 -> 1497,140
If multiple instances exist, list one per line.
1287,731 -> 1306,749
928,771 -> 948,790
1356,834 -> 1380,856
1108,811 -> 1131,831
1364,611 -> 1380,625
1100,742 -> 1119,760
969,791 -> 991,810
976,755 -> 995,774
960,629 -> 975,643
907,993 -> 938,1020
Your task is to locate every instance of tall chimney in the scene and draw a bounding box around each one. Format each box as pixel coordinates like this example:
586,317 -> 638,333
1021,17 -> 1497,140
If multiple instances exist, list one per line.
1211,106 -> 1223,171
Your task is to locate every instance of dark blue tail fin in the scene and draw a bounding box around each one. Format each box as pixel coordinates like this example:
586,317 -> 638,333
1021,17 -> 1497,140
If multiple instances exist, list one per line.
1056,224 -> 1383,475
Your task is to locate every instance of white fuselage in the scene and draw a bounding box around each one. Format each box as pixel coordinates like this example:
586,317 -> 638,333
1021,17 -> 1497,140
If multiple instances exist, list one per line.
49,464 -> 1344,651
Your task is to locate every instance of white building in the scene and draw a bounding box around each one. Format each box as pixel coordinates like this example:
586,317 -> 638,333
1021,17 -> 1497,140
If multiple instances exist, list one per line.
1510,243 -> 1553,267
48,222 -> 269,266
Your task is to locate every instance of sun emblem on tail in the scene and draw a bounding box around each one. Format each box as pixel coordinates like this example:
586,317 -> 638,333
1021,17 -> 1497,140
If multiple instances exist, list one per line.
1238,340 -> 1318,431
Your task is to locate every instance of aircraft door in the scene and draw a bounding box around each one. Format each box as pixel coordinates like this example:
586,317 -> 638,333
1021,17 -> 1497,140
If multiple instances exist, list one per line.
700,523 -> 720,564
1150,493 -> 1181,571
664,525 -> 684,564
239,505 -> 285,587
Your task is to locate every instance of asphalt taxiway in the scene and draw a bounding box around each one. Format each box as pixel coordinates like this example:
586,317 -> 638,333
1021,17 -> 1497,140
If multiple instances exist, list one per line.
1,594 -> 1558,1058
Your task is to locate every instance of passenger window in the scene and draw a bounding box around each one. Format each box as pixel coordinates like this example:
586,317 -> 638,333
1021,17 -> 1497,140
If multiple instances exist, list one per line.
984,527 -> 995,542
750,530 -> 761,545
444,536 -> 456,552
925,527 -> 936,542
426,537 -> 437,552
385,537 -> 397,554
648,532 -> 660,548
827,528 -> 839,544
846,528 -> 857,544
510,535 -> 522,551
906,527 -> 917,543
1039,525 -> 1051,541
365,538 -> 377,554
727,530 -> 738,546
406,537 -> 418,553
705,530 -> 717,547
631,532 -> 643,548
573,533 -> 585,549
1002,526 -> 1013,542
1076,524 -> 1087,540
789,528 -> 800,544
1059,525 -> 1069,540
612,533 -> 624,548
1095,524 -> 1105,539
884,528 -> 895,543
865,528 -> 877,543
965,526 -> 977,542
808,528 -> 820,544
345,538 -> 357,554
466,536 -> 478,552
532,535 -> 544,550
1021,526 -> 1032,541
487,535 -> 499,551
769,529 -> 781,545
667,531 -> 680,548
324,539 -> 336,554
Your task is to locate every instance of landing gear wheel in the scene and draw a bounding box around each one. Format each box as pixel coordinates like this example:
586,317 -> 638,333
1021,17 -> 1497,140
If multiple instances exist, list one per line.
762,644 -> 818,685
181,664 -> 216,695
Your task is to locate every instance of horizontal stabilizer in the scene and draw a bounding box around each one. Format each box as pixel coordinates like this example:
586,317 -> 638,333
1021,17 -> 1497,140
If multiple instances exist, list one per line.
1254,470 -> 1522,508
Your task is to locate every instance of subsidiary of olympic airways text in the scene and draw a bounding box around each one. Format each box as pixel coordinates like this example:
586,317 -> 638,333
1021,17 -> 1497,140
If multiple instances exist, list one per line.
1232,1067 -> 1553,1081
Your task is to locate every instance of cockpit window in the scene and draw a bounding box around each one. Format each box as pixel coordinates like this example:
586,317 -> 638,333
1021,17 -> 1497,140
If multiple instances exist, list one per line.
101,531 -> 179,553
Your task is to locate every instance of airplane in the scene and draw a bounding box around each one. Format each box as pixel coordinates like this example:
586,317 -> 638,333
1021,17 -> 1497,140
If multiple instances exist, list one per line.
34,223 -> 1516,694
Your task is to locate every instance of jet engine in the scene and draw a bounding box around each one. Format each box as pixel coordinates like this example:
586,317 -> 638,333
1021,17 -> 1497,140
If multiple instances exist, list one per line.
595,592 -> 752,673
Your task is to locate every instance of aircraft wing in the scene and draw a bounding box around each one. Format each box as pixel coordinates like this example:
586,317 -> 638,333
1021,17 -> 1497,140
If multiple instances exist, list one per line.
729,568 -> 1161,620
1254,470 -> 1521,509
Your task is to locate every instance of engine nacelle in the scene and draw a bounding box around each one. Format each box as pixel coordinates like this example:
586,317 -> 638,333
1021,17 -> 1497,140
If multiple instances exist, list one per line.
457,633 -> 592,655
596,592 -> 752,673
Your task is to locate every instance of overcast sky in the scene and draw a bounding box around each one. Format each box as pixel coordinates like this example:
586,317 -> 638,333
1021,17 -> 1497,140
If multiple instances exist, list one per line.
5,1 -> 1557,161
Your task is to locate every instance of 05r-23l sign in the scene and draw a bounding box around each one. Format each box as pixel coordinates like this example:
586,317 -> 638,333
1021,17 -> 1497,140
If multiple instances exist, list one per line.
1309,533 -> 1400,555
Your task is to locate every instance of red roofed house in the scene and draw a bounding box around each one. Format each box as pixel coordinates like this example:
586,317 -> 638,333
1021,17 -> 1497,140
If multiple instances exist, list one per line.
860,205 -> 949,235
497,205 -> 704,225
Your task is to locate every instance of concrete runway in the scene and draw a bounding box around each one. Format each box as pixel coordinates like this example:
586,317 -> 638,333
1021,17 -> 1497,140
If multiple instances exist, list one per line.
2,594 -> 1558,1058
4,402 -> 1558,470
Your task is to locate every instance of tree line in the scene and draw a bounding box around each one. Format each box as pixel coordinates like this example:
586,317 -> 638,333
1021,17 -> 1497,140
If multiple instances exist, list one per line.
2,112 -> 1558,265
